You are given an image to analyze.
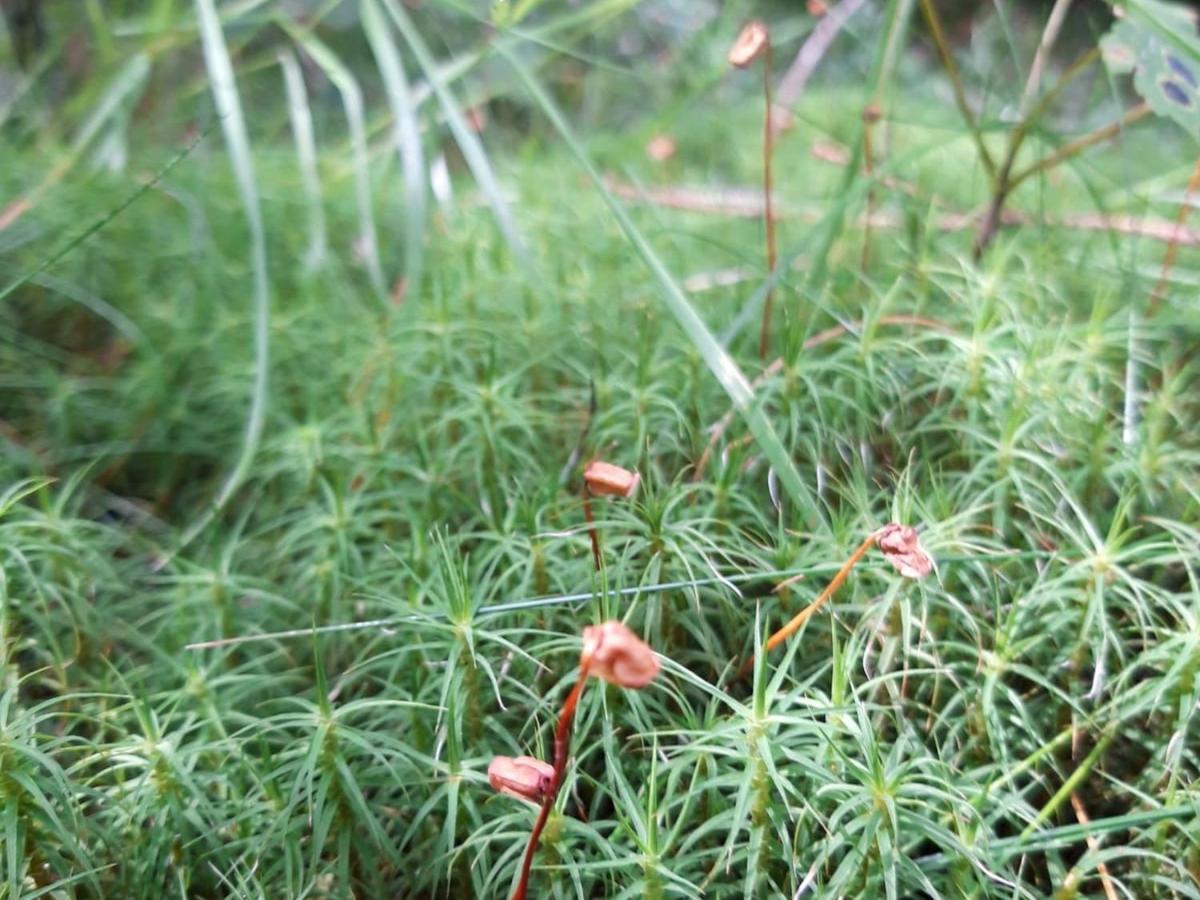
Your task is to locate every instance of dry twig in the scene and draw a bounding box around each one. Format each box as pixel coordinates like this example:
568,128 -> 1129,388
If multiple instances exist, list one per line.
606,177 -> 1200,248
1149,155 -> 1200,314
772,0 -> 870,136
1064,793 -> 1119,900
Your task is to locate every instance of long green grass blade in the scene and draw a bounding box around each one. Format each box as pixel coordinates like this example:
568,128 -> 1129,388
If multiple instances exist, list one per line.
191,0 -> 271,529
0,130 -> 204,306
277,48 -> 328,273
281,17 -> 388,300
496,41 -> 822,530
0,51 -> 150,234
381,1 -> 534,275
362,0 -> 426,297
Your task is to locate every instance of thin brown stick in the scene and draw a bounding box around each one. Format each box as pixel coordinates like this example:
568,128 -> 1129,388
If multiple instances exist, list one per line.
974,0 -> 1082,259
1054,210 -> 1200,245
1148,154 -> 1200,315
582,488 -> 601,571
1064,793 -> 1119,900
607,178 -> 1200,249
693,315 -> 952,483
973,191 -> 1008,261
917,0 -> 996,181
861,105 -> 881,271
737,532 -> 877,678
760,40 -> 777,360
1007,102 -> 1152,192
1018,0 -> 1075,116
513,661 -> 591,900
772,0 -> 869,137
604,177 -> 789,217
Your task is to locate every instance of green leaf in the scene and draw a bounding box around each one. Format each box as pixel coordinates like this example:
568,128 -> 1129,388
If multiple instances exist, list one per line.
1102,0 -> 1200,138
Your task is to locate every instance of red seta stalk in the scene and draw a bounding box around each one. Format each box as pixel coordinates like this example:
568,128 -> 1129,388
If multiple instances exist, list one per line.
582,487 -> 602,571
579,460 -> 638,572
512,659 -> 592,900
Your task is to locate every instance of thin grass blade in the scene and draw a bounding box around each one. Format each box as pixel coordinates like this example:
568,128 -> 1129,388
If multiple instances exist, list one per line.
281,17 -> 388,300
277,47 -> 328,273
381,1 -> 534,276
497,42 -> 822,530
362,0 -> 426,297
191,0 -> 271,532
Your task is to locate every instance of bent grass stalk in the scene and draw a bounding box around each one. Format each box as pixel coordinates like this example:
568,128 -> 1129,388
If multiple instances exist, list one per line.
185,0 -> 271,551
740,524 -> 931,677
740,531 -> 877,678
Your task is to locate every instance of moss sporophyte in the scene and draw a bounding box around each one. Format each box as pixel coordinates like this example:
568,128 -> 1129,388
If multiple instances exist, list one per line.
489,621 -> 660,900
